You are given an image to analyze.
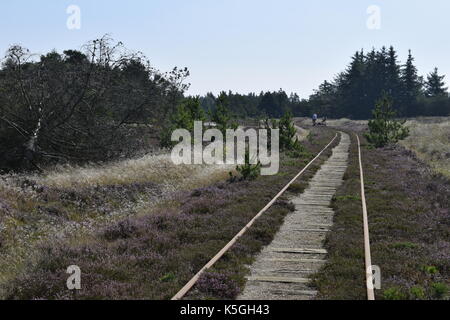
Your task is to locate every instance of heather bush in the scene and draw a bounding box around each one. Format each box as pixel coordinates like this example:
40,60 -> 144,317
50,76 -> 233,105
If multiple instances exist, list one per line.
183,185 -> 234,214
195,272 -> 241,299
286,148 -> 310,159
103,219 -> 138,241
287,182 -> 304,193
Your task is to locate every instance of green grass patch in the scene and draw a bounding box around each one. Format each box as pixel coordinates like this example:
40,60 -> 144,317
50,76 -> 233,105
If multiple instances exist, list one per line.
333,194 -> 361,201
390,242 -> 419,250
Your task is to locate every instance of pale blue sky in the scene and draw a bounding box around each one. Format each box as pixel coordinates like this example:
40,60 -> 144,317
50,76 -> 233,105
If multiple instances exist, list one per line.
1,0 -> 449,97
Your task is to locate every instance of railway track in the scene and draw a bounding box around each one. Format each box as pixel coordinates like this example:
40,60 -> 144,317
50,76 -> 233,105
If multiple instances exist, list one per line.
172,131 -> 374,300
238,132 -> 350,300
356,134 -> 375,300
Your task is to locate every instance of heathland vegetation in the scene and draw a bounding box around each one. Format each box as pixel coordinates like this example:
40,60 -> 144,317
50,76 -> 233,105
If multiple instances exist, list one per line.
313,126 -> 449,300
1,40 -> 449,173
322,116 -> 450,179
0,125 -> 336,299
0,37 -> 449,300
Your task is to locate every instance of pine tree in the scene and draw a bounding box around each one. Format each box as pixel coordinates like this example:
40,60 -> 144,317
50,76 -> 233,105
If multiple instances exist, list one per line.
211,92 -> 237,136
274,89 -> 289,116
363,48 -> 384,118
385,46 -> 402,102
258,91 -> 286,118
258,92 -> 276,117
376,46 -> 389,87
341,51 -> 366,119
400,50 -> 422,115
364,94 -> 409,148
309,80 -> 336,117
160,96 -> 206,147
425,67 -> 448,97
277,111 -> 303,153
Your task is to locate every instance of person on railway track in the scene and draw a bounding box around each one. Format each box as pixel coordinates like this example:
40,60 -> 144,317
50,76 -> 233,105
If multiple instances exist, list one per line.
312,113 -> 318,126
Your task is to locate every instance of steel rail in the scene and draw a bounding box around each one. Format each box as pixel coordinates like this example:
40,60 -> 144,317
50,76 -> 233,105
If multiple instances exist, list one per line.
355,134 -> 375,300
171,133 -> 339,300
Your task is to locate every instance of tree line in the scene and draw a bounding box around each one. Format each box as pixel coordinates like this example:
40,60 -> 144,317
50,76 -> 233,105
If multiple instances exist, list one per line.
198,46 -> 449,120
0,36 -> 189,171
1,40 -> 448,172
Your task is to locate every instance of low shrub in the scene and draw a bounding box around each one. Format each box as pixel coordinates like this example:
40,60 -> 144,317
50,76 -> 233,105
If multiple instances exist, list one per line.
422,265 -> 439,275
235,150 -> 261,181
431,282 -> 448,299
410,286 -> 426,300
195,272 -> 241,299
383,287 -> 408,300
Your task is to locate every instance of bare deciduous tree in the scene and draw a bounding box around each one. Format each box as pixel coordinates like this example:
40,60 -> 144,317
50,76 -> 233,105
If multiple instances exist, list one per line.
0,36 -> 189,171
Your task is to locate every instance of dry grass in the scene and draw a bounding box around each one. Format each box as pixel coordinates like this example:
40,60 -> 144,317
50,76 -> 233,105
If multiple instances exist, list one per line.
294,118 -> 369,133
31,152 -> 233,190
294,125 -> 310,142
325,119 -> 368,131
0,151 -> 234,297
297,116 -> 449,177
400,117 -> 450,177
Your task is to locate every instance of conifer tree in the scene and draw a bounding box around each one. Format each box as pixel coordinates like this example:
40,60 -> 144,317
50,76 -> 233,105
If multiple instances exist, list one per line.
364,94 -> 409,148
160,96 -> 205,147
211,92 -> 238,136
386,46 -> 402,101
400,50 -> 422,115
425,67 -> 448,97
277,111 -> 303,152
341,51 -> 366,119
